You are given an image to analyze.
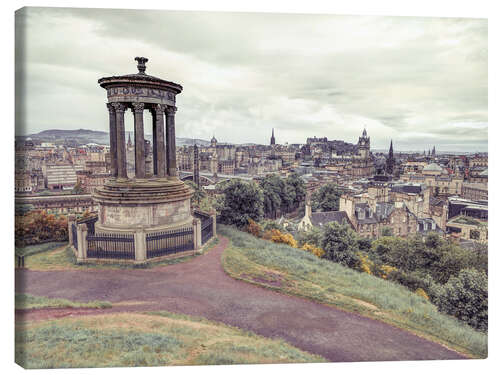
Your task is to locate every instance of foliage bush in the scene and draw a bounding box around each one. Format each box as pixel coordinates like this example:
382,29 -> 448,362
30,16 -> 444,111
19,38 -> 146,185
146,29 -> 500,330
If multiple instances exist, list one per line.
431,269 -> 488,332
301,243 -> 325,258
268,229 -> 298,248
320,222 -> 359,268
310,183 -> 343,212
415,288 -> 430,300
245,219 -> 263,238
15,211 -> 68,247
218,181 -> 264,227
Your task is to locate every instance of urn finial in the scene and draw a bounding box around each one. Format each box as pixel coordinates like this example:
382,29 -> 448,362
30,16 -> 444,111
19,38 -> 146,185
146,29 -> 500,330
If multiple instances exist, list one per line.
135,57 -> 149,74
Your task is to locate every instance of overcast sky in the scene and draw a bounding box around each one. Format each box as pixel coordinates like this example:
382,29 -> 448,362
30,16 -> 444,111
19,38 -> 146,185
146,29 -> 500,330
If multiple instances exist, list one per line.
15,7 -> 487,152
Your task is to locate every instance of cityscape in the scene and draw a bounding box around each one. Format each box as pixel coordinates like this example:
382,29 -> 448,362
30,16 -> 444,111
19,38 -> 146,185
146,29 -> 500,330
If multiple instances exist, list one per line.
15,125 -> 488,245
14,7 -> 487,370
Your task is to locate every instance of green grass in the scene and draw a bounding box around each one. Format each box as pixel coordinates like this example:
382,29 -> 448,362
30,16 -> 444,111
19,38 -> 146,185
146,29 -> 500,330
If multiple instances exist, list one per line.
15,293 -> 112,310
219,225 -> 487,358
22,236 -> 220,271
15,241 -> 68,257
15,310 -> 323,368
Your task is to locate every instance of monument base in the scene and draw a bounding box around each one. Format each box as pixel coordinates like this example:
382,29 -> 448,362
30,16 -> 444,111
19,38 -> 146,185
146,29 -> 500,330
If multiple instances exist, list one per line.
92,177 -> 193,231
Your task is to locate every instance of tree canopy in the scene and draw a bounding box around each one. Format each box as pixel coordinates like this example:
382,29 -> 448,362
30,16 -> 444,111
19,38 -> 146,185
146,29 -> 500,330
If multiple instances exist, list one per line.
311,183 -> 343,212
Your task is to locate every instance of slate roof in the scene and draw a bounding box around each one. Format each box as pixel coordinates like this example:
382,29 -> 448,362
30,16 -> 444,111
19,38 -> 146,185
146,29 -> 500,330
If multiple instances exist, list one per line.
430,197 -> 446,206
391,184 -> 422,194
310,211 -> 352,228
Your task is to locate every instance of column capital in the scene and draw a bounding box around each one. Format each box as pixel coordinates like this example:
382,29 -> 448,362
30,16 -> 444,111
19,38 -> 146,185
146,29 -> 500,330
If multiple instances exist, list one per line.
166,105 -> 177,115
106,103 -> 116,113
131,102 -> 145,113
111,102 -> 127,113
154,103 -> 167,112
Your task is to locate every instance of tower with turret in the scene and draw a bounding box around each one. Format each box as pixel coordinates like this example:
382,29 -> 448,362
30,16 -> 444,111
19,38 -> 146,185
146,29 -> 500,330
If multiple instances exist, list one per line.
357,128 -> 370,159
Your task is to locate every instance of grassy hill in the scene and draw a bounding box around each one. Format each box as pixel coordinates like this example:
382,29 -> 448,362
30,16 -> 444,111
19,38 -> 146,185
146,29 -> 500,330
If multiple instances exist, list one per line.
16,311 -> 324,368
219,225 -> 487,358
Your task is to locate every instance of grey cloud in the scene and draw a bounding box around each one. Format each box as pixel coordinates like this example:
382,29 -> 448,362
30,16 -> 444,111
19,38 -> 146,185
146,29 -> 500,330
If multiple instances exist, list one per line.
15,7 -> 487,152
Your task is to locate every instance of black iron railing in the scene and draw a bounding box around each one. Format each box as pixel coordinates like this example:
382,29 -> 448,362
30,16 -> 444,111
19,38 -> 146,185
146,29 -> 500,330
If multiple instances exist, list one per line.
146,226 -> 194,258
201,216 -> 213,244
86,232 -> 135,259
194,211 -> 213,245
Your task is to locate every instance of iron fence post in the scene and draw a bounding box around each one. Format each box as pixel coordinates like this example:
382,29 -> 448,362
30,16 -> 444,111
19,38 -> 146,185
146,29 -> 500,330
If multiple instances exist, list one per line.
77,224 -> 87,262
193,218 -> 201,250
68,214 -> 76,246
211,210 -> 217,238
134,227 -> 147,263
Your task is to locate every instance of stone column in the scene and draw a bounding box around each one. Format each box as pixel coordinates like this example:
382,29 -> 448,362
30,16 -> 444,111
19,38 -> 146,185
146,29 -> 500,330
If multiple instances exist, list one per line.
151,109 -> 158,175
193,218 -> 201,250
76,223 -> 87,262
154,104 -> 167,178
134,227 -> 147,263
113,102 -> 128,180
210,210 -> 217,238
106,103 -> 118,177
166,106 -> 178,177
68,214 -> 76,246
132,103 -> 146,179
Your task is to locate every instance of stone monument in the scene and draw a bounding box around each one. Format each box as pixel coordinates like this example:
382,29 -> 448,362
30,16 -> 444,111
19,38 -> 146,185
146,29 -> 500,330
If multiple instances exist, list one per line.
93,57 -> 192,233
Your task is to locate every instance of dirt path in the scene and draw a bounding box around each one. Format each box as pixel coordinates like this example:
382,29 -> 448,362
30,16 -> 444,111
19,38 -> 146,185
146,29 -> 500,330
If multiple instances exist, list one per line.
15,236 -> 466,362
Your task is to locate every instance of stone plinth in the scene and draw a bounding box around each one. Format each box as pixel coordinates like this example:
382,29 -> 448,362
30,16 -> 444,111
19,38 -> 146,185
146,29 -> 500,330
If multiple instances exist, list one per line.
93,177 -> 192,232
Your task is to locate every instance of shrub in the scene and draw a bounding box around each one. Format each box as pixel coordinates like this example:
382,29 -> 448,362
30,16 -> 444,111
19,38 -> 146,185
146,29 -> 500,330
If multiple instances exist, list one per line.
432,269 -> 488,332
415,288 -> 430,300
245,219 -> 262,238
378,264 -> 398,279
321,222 -> 359,268
301,243 -> 325,258
269,229 -> 298,248
15,211 -> 68,247
357,253 -> 373,275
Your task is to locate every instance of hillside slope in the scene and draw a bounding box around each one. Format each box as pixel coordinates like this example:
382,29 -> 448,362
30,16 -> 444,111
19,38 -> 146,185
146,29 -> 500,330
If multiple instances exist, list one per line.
219,225 -> 487,358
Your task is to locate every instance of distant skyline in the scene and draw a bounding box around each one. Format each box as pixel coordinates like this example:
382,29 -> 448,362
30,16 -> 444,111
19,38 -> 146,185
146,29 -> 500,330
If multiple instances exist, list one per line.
16,8 -> 487,152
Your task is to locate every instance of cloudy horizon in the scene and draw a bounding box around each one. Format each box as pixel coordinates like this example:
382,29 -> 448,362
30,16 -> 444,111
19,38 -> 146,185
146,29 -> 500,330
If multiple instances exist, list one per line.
15,7 -> 488,152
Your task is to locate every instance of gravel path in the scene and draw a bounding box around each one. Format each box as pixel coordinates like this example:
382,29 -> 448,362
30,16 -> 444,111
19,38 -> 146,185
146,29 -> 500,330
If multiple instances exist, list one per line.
15,236 -> 466,362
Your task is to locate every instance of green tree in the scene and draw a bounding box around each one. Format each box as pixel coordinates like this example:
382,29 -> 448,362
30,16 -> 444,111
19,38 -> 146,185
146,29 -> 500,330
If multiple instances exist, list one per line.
311,183 -> 342,212
285,173 -> 306,209
260,174 -> 284,218
296,226 -> 323,248
218,180 -> 264,227
185,180 -> 206,206
432,268 -> 488,332
321,222 -> 359,267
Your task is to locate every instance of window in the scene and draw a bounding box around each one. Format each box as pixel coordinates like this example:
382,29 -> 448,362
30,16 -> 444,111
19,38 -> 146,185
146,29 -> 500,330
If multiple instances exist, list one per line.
470,230 -> 480,240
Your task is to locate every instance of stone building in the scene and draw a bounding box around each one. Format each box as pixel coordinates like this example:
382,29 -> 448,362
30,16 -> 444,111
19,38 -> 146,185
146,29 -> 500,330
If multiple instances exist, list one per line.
462,182 -> 488,201
44,163 -> 79,191
297,200 -> 353,231
351,129 -> 375,177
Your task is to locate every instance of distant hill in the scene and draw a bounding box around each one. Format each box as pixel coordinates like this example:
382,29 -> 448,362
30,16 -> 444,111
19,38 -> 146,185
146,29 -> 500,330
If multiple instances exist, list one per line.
21,129 -> 211,147
25,129 -> 109,145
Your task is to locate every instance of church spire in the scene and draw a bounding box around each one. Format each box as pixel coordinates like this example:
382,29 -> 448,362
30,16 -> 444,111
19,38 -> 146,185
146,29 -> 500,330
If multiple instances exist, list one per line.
270,128 -> 276,145
386,139 -> 395,175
